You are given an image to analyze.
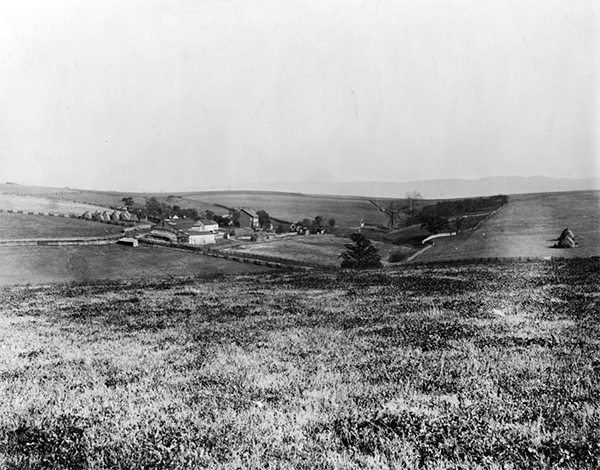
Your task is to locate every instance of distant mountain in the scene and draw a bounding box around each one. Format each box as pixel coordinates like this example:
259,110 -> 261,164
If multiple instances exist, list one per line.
239,176 -> 600,199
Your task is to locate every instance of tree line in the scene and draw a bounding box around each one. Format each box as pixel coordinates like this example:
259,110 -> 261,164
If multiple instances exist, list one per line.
382,194 -> 509,234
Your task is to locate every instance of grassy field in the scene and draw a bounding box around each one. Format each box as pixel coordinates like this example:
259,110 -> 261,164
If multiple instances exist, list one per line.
183,191 -> 390,227
0,244 -> 269,286
415,191 -> 600,263
0,259 -> 598,469
218,234 -> 405,267
0,194 -> 110,215
0,213 -> 124,240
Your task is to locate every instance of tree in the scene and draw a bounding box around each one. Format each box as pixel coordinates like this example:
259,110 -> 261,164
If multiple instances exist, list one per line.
121,197 -> 135,208
145,196 -> 172,219
339,233 -> 382,269
257,210 -> 271,229
453,215 -> 466,234
382,202 -> 403,228
230,210 -> 241,228
310,215 -> 324,233
419,203 -> 450,234
405,190 -> 423,212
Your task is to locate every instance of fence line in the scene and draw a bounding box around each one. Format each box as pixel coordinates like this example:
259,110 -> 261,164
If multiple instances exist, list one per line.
139,238 -> 319,270
0,233 -> 124,247
404,255 -> 595,267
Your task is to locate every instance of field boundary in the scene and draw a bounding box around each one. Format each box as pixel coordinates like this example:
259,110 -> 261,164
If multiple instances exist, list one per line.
404,254 -> 598,267
139,238 -> 319,270
0,233 -> 124,246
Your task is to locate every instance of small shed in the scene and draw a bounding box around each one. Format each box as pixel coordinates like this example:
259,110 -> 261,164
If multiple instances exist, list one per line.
117,237 -> 138,247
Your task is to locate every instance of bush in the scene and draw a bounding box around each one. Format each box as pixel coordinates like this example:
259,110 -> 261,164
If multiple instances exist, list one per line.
388,251 -> 405,263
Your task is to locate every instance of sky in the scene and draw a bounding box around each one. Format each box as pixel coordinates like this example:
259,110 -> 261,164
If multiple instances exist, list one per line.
0,0 -> 598,192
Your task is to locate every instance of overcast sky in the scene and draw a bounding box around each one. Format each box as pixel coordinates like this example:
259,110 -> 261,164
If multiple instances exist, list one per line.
1,0 -> 598,192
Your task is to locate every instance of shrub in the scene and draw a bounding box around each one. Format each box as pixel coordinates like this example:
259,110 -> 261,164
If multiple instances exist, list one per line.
388,251 -> 405,263
339,233 -> 382,269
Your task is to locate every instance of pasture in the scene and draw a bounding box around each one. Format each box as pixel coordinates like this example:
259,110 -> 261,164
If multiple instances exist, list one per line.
0,213 -> 123,240
0,193 -> 111,215
414,191 -> 600,263
0,259 -> 598,469
0,244 -> 268,286
217,234 -> 400,267
182,191 -> 390,227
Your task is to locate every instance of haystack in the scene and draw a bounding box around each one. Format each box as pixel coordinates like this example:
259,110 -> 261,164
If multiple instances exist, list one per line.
554,227 -> 576,248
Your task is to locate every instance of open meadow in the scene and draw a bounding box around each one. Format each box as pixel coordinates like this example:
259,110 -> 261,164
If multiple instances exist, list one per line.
0,213 -> 123,240
0,245 -> 268,286
182,191 -> 390,227
0,194 -> 110,215
414,191 -> 600,263
218,234 -> 403,268
0,259 -> 598,469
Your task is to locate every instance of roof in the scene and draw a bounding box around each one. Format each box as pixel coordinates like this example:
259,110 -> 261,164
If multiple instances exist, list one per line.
163,219 -> 197,231
198,218 -> 218,225
240,208 -> 258,217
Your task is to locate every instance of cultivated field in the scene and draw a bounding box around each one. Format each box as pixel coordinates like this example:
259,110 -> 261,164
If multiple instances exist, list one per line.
0,245 -> 268,286
183,191 -> 390,227
414,191 -> 600,263
218,234 -> 402,267
0,193 -> 110,215
0,259 -> 598,469
0,213 -> 123,240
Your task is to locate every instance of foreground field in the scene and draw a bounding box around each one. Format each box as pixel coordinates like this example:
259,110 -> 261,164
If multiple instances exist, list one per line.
0,259 -> 598,469
415,191 -> 600,263
0,245 -> 268,286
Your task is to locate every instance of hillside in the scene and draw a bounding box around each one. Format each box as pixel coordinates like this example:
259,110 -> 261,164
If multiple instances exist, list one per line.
0,184 -> 392,228
0,259 -> 598,468
414,190 -> 600,262
227,176 -> 600,199
179,191 -> 390,227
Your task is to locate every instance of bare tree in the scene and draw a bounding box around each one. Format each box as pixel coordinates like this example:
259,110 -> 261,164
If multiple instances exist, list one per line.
405,190 -> 423,212
453,215 -> 466,234
383,202 -> 403,228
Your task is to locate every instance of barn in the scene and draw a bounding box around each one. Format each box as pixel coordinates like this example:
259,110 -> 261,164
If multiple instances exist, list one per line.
192,218 -> 219,232
238,208 -> 259,229
151,219 -> 217,245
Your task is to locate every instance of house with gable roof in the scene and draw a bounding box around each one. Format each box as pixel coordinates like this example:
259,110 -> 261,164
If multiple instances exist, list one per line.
238,208 -> 259,229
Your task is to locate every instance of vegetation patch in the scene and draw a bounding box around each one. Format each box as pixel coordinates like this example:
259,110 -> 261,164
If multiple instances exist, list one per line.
0,258 -> 598,469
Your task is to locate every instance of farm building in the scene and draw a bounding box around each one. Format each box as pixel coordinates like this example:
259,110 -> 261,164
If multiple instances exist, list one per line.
192,219 -> 219,232
238,208 -> 259,229
117,237 -> 138,247
151,219 -> 217,245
